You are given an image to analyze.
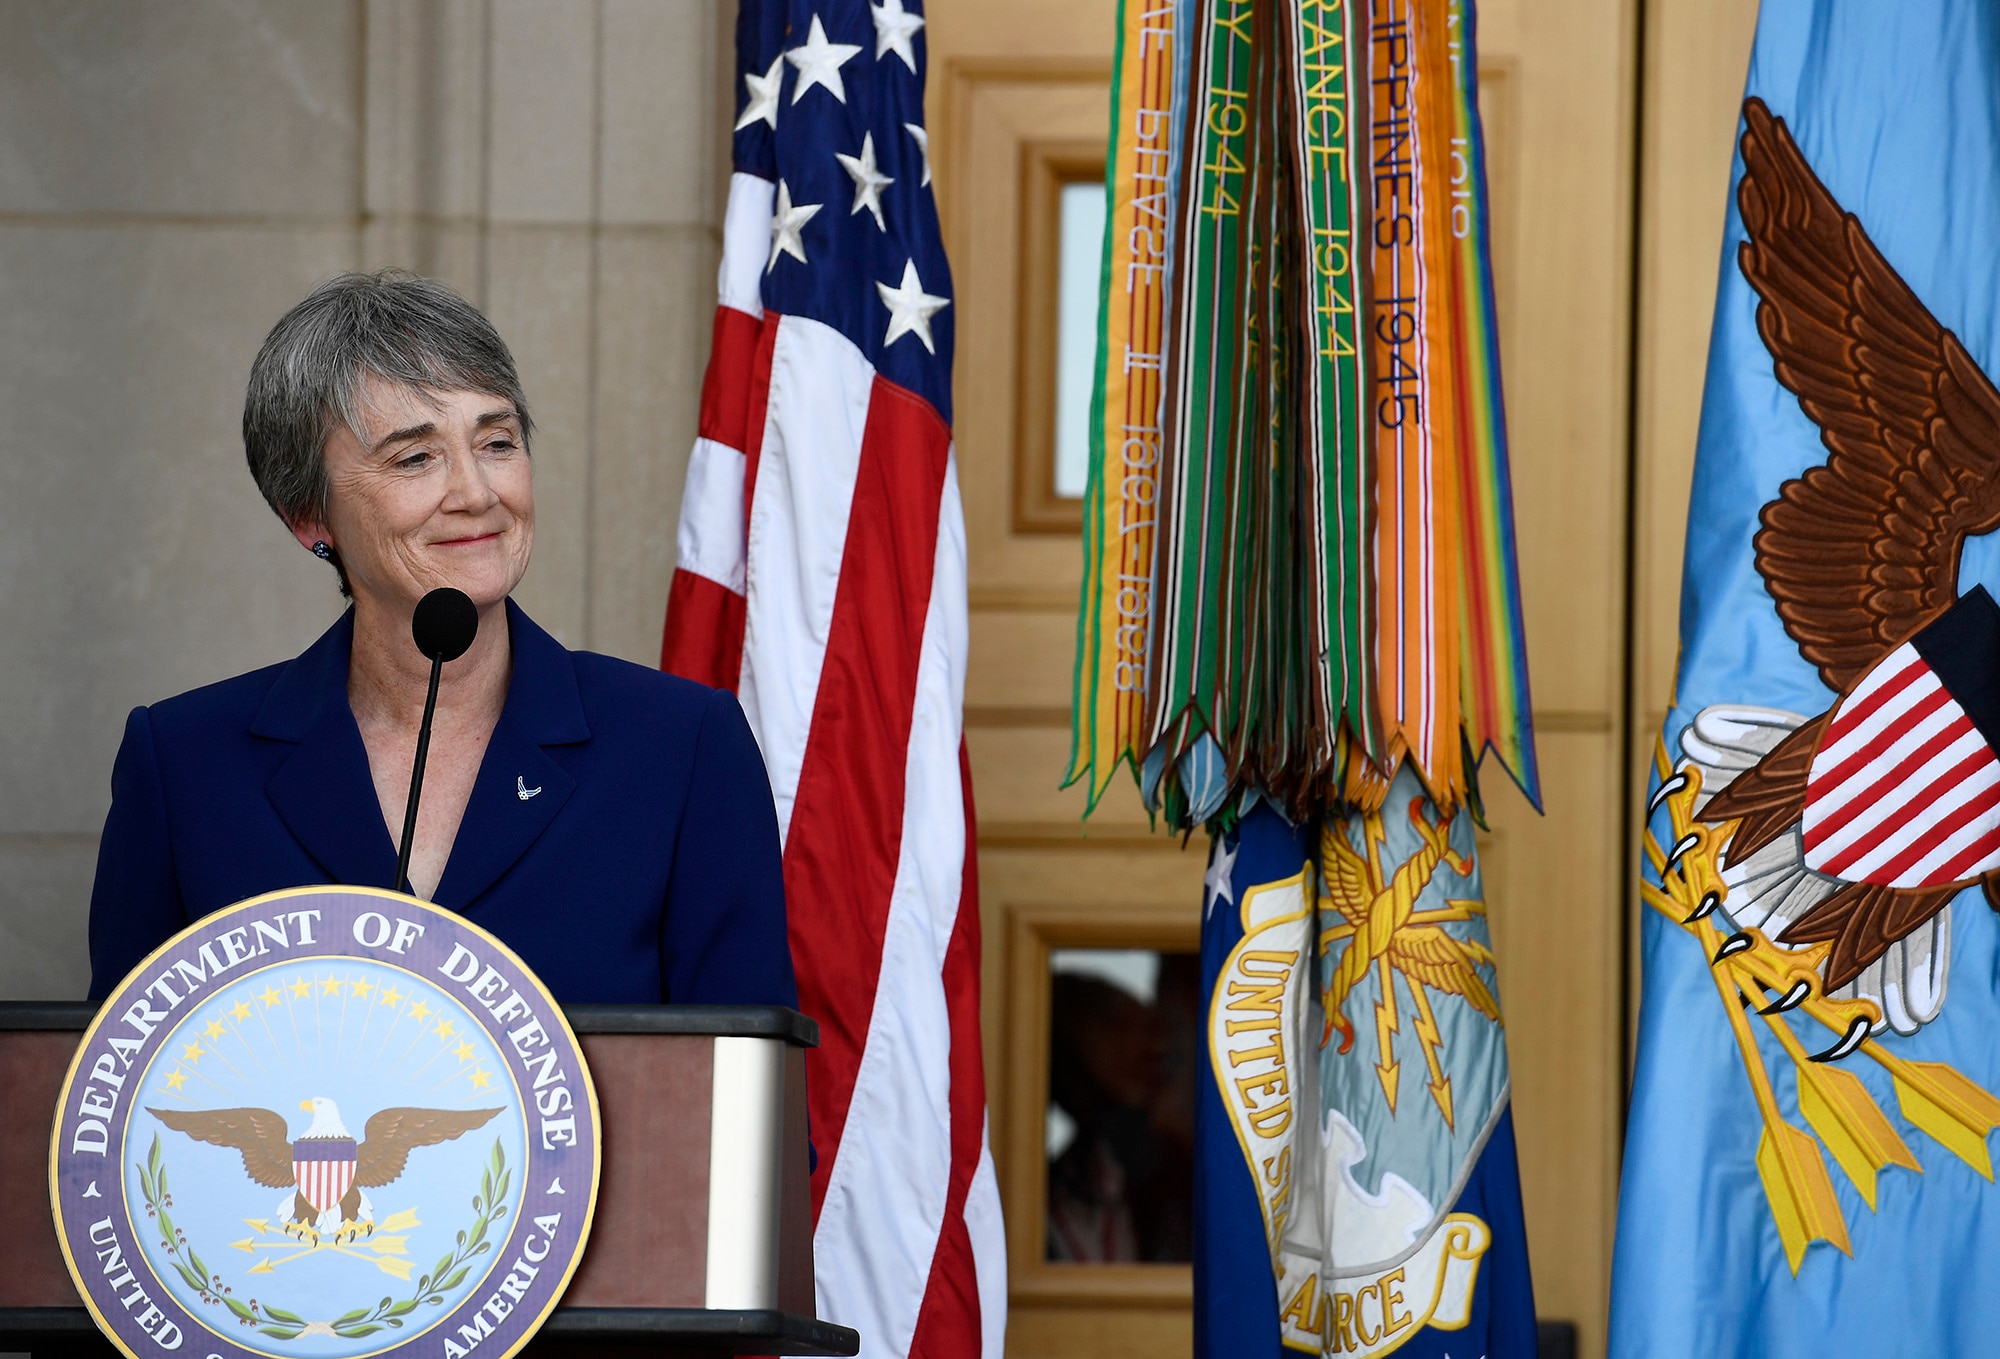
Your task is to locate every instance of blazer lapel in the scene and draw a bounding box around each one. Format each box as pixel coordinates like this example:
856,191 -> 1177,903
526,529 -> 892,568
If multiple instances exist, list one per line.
254,611 -> 402,890
432,601 -> 589,910
266,710 -> 401,889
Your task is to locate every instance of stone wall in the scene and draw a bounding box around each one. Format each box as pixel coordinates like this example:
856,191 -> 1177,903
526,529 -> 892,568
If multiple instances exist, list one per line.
0,0 -> 728,998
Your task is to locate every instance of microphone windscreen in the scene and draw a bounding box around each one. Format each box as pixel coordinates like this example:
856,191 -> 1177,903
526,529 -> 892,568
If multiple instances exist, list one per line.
412,587 -> 480,662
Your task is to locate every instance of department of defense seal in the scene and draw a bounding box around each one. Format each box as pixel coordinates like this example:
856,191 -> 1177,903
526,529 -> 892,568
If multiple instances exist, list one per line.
50,886 -> 601,1359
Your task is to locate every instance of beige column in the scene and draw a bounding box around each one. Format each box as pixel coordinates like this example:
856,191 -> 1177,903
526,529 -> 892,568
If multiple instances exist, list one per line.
0,0 -> 728,999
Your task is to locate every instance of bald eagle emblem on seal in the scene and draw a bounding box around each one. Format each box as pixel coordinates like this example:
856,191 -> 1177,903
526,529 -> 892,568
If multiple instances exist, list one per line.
149,1099 -> 501,1244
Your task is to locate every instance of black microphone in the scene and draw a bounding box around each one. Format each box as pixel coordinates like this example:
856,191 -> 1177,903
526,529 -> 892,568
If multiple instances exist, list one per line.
395,587 -> 479,895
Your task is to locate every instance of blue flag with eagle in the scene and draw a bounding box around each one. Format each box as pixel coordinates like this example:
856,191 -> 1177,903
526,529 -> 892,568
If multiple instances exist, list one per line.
1199,788 -> 1535,1359
1613,3 -> 2000,1354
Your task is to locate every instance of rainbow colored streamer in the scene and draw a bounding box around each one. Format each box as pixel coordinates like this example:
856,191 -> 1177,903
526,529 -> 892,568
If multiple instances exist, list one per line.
1446,0 -> 1539,809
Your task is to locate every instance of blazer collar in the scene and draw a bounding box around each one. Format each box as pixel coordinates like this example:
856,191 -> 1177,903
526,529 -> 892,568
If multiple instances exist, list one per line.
251,600 -> 589,745
250,608 -> 357,743
255,600 -> 591,906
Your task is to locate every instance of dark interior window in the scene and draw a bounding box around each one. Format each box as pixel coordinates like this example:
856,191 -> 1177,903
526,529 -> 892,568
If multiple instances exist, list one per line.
1045,948 -> 1200,1263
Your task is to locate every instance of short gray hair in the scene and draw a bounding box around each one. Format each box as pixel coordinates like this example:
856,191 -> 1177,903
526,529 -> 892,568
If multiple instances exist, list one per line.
242,269 -> 534,530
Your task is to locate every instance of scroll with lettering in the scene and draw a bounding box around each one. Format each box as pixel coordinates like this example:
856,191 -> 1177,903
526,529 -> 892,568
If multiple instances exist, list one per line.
1358,0 -> 1464,812
1282,0 -> 1374,803
1140,0 -> 1260,826
1193,802 -> 1316,1357
1067,0 -> 1179,810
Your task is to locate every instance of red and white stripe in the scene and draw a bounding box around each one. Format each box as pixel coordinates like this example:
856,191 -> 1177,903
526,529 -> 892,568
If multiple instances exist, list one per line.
661,171 -> 1006,1359
1802,642 -> 2000,887
294,1155 -> 355,1214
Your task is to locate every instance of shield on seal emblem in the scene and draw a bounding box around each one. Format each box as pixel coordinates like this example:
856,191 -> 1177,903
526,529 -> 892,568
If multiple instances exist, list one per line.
1801,587 -> 2000,888
293,1138 -> 358,1215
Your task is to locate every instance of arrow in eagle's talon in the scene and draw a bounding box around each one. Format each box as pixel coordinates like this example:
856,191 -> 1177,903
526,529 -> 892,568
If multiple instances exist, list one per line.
1649,771 -> 1690,815
1665,832 -> 1702,874
1683,890 -> 1721,924
1808,1016 -> 1871,1063
1712,931 -> 1755,963
1757,979 -> 1812,1014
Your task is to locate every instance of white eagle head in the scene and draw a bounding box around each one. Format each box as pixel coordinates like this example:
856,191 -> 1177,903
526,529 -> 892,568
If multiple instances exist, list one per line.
297,1097 -> 351,1140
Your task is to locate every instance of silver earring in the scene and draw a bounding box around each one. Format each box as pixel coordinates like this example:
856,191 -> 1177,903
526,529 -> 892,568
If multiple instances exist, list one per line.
312,541 -> 334,561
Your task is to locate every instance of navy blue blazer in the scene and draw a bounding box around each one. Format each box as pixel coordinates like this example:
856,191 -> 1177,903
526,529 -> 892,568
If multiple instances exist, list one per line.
86,599 -> 798,1011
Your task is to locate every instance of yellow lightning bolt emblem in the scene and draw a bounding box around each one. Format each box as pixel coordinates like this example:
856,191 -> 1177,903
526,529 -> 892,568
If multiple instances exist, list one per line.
1373,955 -> 1401,1112
1409,983 -> 1454,1128
1320,796 -> 1497,1129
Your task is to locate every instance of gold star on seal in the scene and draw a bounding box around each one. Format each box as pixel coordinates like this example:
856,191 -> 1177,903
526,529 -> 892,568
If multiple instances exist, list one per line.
204,1019 -> 226,1040
469,1068 -> 492,1091
230,1000 -> 251,1021
288,977 -> 311,999
409,1000 -> 432,1022
435,1019 -> 456,1040
320,976 -> 343,996
260,986 -> 281,1008
181,1042 -> 203,1065
164,1069 -> 187,1091
381,985 -> 404,1007
453,1042 -> 474,1063
349,978 -> 373,1000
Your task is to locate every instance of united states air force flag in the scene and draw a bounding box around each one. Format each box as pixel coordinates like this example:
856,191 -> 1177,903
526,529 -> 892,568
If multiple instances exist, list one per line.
1614,4 -> 2000,1354
1199,787 -> 1535,1359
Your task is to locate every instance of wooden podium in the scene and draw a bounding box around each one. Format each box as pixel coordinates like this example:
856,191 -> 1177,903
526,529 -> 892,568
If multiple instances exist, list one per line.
0,1002 -> 858,1358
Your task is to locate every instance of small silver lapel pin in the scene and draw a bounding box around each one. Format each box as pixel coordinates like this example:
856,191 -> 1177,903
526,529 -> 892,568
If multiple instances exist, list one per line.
517,775 -> 543,801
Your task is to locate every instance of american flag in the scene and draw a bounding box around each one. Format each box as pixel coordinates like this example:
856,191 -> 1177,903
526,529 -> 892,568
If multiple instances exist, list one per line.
659,0 -> 1005,1354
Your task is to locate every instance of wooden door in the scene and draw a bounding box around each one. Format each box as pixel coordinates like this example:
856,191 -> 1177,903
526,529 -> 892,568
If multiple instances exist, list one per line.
1630,0 -> 1763,1017
924,2 -> 1641,1353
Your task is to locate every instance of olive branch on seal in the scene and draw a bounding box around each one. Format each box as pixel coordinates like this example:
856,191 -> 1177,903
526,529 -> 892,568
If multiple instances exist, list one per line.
138,1134 -> 234,1310
136,1135 -> 511,1342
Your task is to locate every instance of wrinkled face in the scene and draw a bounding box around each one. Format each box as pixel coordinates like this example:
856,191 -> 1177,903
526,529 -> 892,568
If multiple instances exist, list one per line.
296,374 -> 534,616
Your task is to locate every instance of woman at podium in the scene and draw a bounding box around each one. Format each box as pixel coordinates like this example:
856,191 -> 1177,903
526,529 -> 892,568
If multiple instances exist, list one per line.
85,271 -> 798,1013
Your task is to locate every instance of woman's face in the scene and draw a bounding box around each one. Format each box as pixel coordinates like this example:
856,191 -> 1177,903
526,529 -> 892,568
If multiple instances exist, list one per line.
295,375 -> 534,616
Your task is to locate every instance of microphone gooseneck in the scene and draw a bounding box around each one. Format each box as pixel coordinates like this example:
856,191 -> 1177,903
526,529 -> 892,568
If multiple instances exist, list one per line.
395,588 -> 480,895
